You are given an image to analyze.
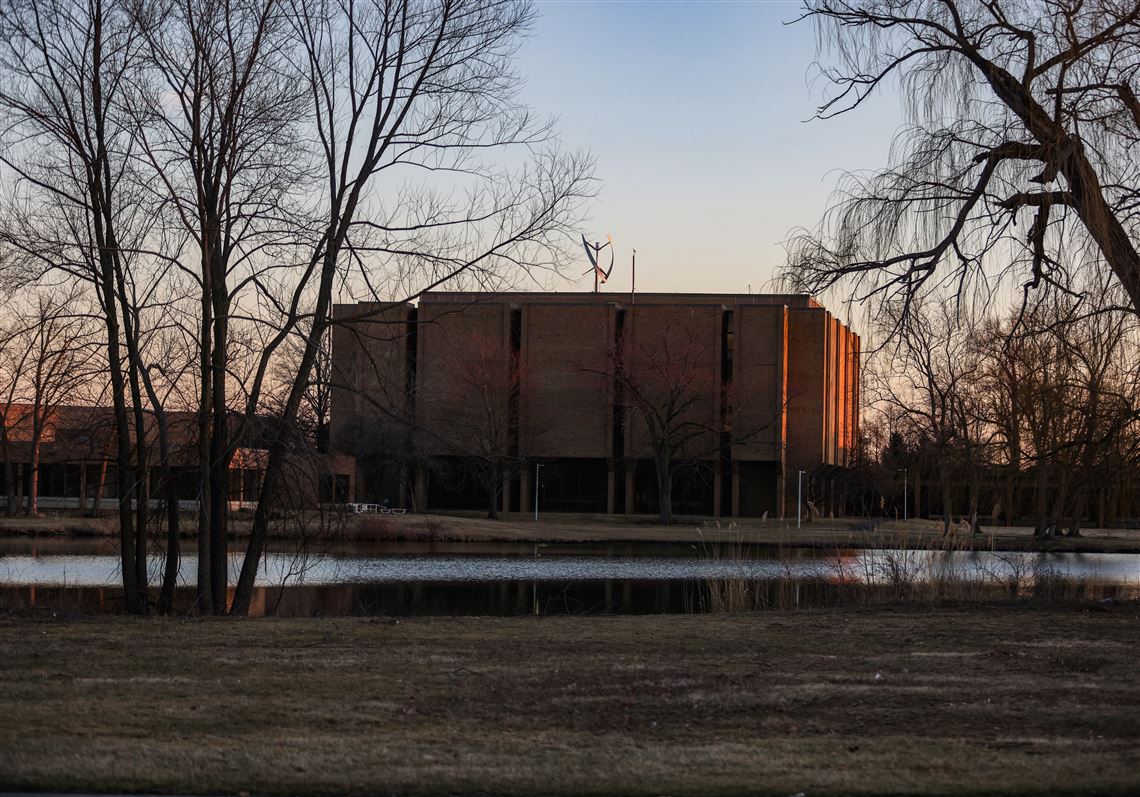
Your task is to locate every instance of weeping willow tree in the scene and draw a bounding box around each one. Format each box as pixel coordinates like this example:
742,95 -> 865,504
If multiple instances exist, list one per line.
784,0 -> 1140,318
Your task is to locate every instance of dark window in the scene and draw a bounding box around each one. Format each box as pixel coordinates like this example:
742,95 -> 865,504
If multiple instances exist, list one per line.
633,459 -> 714,517
721,310 -> 734,384
427,457 -> 490,511
39,463 -> 81,497
738,461 -> 778,517
536,458 -> 607,513
320,473 -> 350,504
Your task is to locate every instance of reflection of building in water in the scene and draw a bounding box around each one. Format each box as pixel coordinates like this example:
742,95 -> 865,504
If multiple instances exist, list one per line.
332,292 -> 859,518
7,579 -> 1136,616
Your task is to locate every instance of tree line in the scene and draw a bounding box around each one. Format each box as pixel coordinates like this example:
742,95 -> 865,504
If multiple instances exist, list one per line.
848,282 -> 1140,535
780,0 -> 1140,533
0,0 -> 590,615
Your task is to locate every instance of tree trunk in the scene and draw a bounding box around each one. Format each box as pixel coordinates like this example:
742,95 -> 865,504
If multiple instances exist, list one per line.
158,473 -> 181,612
655,453 -> 673,525
1005,469 -> 1017,527
195,303 -> 213,614
939,460 -> 952,536
486,465 -> 499,520
117,281 -> 153,615
912,468 -> 921,520
147,407 -> 180,615
232,261 -> 341,615
1063,482 -> 1082,538
78,464 -> 88,513
5,456 -> 15,517
208,312 -> 230,614
92,458 -> 107,515
968,472 -> 981,534
26,431 -> 40,517
1033,462 -> 1049,536
1049,470 -> 1069,538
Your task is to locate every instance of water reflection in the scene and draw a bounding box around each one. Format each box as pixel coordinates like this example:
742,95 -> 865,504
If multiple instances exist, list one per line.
1,538 -> 1137,616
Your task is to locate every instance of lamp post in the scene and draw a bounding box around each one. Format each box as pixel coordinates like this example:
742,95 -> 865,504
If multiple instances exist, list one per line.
534,463 -> 543,522
797,469 -> 804,529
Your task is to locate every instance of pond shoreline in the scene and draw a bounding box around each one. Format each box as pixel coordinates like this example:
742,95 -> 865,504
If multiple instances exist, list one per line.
3,511 -> 1140,554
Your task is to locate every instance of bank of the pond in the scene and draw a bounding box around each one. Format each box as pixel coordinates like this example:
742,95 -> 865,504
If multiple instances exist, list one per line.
1,605 -> 1138,796
5,511 -> 1140,553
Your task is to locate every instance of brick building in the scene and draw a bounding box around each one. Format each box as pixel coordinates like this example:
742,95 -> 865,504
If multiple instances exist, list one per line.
331,292 -> 859,518
0,404 -> 354,512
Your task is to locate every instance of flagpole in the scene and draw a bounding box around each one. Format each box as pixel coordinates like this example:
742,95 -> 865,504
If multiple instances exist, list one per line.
631,248 -> 636,305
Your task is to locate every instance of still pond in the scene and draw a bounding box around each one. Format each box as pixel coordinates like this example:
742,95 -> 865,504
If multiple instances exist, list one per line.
2,537 -> 1137,615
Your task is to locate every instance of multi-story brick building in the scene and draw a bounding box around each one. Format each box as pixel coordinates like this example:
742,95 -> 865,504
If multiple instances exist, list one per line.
331,292 -> 859,518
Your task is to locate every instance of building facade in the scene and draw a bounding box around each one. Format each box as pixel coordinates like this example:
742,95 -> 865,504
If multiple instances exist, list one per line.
0,404 -> 354,512
331,292 -> 859,518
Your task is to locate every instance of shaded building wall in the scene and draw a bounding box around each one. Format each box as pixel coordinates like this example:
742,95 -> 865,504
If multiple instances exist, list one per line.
330,302 -> 416,505
415,299 -> 512,455
517,302 -> 614,512
415,299 -> 514,512
621,303 -> 721,516
330,292 -> 858,519
732,305 -> 789,518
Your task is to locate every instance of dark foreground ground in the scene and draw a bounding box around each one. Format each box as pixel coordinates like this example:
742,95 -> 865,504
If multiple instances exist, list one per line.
1,605 -> 1138,796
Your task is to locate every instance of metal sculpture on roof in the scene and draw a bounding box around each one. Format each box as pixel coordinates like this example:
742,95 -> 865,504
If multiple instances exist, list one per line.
582,233 -> 614,293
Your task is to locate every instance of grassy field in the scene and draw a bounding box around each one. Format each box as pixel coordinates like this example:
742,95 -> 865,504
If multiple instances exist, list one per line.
2,605 -> 1138,796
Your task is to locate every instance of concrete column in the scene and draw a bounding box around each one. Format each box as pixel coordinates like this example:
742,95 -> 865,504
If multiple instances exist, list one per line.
712,465 -> 722,518
730,463 -> 740,518
78,464 -> 88,512
624,469 -> 635,515
520,468 -> 531,516
776,469 -> 786,519
414,465 -> 428,513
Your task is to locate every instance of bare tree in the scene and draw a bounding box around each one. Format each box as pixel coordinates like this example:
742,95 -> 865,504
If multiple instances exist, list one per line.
0,0 -> 588,615
615,320 -> 717,525
0,0 -> 154,613
269,323 -> 333,453
867,299 -> 962,533
7,291 -> 98,516
785,0 -> 1140,318
127,0 -> 308,613
229,0 -> 590,614
0,318 -> 33,516
591,315 -> 781,525
861,278 -> 1140,533
422,330 -> 526,519
989,290 -> 1140,534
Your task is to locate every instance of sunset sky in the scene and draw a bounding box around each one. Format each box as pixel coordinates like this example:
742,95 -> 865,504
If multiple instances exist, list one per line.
516,1 -> 905,298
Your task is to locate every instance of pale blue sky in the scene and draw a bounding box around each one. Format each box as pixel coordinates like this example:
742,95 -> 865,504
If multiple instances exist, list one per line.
516,1 -> 904,295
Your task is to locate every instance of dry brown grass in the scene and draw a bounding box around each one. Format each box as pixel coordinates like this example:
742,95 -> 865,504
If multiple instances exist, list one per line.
343,513 -> 1140,554
2,606 -> 1138,795
6,511 -> 1140,554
